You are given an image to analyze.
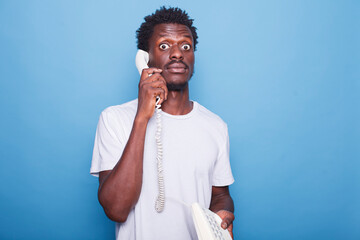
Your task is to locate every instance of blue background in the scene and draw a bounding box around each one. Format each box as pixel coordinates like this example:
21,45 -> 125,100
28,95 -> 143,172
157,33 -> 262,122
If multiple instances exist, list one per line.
0,0 -> 359,239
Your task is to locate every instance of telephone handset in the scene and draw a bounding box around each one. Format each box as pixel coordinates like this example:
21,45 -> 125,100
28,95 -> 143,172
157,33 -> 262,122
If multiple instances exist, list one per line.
135,49 -> 150,75
135,50 -> 162,108
135,50 -> 232,240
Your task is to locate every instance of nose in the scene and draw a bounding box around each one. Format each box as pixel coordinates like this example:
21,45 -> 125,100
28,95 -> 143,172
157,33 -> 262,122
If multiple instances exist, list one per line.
169,44 -> 183,60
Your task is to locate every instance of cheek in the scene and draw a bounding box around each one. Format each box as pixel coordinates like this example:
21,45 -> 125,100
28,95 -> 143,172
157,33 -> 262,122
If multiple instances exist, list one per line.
148,48 -> 163,66
187,54 -> 195,69
160,55 -> 169,65
148,51 -> 155,67
150,51 -> 168,68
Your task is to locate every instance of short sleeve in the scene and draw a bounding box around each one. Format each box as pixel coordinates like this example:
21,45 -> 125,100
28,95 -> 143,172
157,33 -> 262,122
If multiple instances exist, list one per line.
212,125 -> 235,186
90,110 -> 125,177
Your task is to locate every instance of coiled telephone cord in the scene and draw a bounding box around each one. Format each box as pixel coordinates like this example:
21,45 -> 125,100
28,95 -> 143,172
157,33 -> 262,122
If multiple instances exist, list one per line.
155,97 -> 165,213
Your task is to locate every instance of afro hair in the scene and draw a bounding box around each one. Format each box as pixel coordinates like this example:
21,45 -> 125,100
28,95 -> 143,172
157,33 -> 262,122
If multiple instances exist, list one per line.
136,6 -> 198,52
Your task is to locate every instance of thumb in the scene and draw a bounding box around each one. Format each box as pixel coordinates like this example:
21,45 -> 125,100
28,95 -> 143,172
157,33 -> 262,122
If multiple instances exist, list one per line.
221,218 -> 230,229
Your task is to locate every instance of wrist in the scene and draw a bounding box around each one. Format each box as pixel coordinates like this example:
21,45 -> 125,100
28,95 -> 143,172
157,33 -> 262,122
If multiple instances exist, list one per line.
134,114 -> 150,126
216,209 -> 233,214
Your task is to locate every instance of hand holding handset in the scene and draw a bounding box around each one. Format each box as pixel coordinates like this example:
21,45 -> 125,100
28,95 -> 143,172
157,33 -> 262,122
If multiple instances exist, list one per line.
135,50 -> 232,239
135,50 -> 163,109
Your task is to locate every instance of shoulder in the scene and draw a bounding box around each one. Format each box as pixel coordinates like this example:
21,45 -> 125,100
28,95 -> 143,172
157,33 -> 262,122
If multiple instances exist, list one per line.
194,102 -> 228,133
194,102 -> 227,128
99,99 -> 138,126
102,99 -> 138,115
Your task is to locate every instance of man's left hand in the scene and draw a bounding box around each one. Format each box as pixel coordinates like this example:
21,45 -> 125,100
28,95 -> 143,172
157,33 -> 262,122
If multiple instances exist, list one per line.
216,210 -> 234,239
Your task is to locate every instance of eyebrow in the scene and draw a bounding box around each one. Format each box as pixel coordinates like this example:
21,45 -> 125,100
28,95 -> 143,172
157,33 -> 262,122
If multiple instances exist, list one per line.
158,34 -> 192,39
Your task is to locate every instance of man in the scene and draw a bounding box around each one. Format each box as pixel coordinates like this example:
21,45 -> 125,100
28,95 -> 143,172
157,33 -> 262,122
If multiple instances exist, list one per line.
90,7 -> 235,239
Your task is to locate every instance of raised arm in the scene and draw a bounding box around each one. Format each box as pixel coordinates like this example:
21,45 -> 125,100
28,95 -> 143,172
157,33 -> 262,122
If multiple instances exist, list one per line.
97,68 -> 167,222
210,186 -> 235,238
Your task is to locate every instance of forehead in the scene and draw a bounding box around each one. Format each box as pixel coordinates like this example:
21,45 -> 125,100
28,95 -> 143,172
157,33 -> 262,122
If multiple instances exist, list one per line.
150,23 -> 193,42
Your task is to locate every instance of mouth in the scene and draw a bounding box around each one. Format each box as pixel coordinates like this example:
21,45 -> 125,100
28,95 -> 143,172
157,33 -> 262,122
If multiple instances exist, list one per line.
165,61 -> 188,74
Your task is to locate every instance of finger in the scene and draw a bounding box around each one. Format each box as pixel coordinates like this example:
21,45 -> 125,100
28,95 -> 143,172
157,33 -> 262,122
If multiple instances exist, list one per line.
221,218 -> 231,229
157,84 -> 167,103
150,86 -> 166,104
216,210 -> 235,228
146,68 -> 162,75
140,68 -> 162,81
221,219 -> 229,229
140,73 -> 164,86
144,79 -> 168,101
156,77 -> 168,101
161,78 -> 168,100
143,79 -> 166,91
153,75 -> 167,100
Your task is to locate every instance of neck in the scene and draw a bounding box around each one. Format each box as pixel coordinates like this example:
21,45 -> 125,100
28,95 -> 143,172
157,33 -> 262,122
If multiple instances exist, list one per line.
161,84 -> 193,115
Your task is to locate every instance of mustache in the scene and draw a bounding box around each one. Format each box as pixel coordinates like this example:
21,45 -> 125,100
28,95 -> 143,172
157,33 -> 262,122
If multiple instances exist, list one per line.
164,60 -> 189,69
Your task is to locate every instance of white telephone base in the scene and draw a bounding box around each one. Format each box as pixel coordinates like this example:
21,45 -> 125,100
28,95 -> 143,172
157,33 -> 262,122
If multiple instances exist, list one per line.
191,203 -> 232,240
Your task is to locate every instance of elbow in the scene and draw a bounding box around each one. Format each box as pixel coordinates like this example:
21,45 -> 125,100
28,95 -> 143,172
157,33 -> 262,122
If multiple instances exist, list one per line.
103,207 -> 129,223
98,193 -> 131,223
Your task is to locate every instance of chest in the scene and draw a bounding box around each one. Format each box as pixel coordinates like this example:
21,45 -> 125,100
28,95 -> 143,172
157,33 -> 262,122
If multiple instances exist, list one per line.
144,117 -> 220,180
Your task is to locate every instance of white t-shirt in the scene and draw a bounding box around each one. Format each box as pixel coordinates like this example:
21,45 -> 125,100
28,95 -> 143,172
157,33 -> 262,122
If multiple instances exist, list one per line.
91,99 -> 234,240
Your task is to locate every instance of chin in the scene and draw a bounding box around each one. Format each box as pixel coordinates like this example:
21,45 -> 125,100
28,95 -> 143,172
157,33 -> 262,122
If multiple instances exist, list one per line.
166,82 -> 188,91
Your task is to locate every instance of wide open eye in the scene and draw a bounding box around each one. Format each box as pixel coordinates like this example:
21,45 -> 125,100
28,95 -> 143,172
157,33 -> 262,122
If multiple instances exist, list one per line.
181,44 -> 191,51
159,43 -> 170,50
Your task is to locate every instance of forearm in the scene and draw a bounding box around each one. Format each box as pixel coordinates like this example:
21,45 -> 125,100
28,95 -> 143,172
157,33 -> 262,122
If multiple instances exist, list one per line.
98,117 -> 148,222
210,186 -> 235,236
97,68 -> 167,222
209,188 -> 234,213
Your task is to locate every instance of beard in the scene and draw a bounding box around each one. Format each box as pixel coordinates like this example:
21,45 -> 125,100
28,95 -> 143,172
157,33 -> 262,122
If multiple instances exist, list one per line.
166,82 -> 188,91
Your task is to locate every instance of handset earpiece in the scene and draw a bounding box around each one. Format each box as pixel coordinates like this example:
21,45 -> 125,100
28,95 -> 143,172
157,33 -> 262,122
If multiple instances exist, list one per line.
135,49 -> 150,75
